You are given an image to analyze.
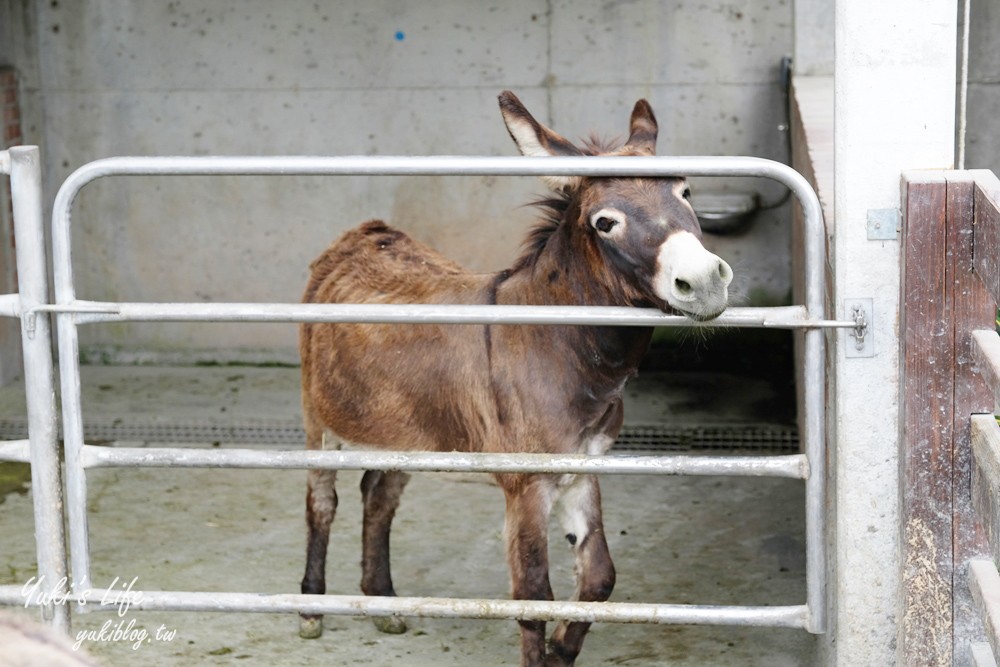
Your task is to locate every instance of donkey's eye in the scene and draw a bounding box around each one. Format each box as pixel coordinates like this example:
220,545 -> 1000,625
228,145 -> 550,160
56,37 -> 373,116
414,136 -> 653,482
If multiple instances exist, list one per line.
682,188 -> 692,200
595,217 -> 617,234
591,208 -> 625,235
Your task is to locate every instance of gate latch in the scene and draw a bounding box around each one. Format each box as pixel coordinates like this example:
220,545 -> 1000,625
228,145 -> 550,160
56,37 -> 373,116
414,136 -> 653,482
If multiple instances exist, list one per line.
844,298 -> 874,358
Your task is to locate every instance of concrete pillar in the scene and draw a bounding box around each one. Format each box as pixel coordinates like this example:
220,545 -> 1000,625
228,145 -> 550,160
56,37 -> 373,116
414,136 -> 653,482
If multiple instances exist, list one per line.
828,1 -> 957,665
792,0 -> 834,76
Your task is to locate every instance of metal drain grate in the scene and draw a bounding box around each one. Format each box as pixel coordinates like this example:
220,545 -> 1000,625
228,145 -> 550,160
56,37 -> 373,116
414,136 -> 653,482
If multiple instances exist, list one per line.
613,423 -> 798,453
0,419 -> 798,453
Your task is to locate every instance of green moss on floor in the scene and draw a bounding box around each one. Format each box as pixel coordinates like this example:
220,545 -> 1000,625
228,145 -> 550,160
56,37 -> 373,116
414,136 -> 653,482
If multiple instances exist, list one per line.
0,462 -> 31,505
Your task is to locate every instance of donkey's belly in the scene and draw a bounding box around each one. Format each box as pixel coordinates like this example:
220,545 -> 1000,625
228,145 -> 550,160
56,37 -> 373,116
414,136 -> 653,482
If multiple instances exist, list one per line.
305,321 -> 494,453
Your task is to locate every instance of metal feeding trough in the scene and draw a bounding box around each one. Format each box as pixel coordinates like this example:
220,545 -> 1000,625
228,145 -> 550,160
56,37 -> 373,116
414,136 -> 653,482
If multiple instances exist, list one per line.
692,190 -> 760,235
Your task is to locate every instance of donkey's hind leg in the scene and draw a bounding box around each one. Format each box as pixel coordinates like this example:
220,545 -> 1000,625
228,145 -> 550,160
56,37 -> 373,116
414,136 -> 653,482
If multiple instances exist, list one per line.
299,467 -> 338,638
299,414 -> 339,639
360,469 -> 411,634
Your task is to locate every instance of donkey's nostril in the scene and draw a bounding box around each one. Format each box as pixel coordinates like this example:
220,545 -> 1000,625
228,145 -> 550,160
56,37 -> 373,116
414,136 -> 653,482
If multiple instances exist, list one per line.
674,278 -> 692,296
718,260 -> 733,284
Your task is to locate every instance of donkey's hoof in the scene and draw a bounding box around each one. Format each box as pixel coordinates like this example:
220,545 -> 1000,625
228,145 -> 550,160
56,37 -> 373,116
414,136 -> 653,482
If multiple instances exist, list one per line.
299,616 -> 323,639
372,616 -> 408,634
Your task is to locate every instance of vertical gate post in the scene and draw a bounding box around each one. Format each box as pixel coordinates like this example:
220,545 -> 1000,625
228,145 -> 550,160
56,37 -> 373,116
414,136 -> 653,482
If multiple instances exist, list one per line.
8,146 -> 69,631
900,171 -> 996,665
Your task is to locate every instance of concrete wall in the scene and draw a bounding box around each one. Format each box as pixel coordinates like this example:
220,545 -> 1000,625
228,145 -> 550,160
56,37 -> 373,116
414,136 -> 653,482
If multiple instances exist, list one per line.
965,0 -> 1000,174
0,1 -> 35,383
792,0 -> 833,77
0,0 -> 794,362
833,1 -> 956,665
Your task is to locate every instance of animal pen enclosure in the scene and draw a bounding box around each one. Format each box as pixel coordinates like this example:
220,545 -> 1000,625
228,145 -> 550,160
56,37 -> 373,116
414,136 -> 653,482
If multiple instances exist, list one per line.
0,148 -> 842,666
2,0 -> 991,664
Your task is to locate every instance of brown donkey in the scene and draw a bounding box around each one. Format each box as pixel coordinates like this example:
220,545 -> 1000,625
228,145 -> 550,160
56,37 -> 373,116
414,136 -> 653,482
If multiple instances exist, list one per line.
298,91 -> 732,666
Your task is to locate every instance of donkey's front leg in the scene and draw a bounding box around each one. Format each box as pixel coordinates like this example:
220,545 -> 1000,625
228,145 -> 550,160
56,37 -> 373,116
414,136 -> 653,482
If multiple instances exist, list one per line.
548,474 -> 615,665
501,476 -> 556,667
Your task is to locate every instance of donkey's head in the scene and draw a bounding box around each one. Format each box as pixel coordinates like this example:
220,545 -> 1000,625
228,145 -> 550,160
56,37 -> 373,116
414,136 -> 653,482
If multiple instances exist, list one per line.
499,91 -> 732,321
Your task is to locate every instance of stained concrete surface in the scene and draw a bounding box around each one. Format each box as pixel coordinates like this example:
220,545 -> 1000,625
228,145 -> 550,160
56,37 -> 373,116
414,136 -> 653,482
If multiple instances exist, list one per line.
0,366 -> 815,665
2,0 -> 797,358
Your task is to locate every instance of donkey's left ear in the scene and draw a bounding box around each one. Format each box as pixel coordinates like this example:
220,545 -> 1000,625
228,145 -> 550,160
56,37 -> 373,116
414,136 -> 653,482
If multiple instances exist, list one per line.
625,99 -> 658,155
499,90 -> 582,191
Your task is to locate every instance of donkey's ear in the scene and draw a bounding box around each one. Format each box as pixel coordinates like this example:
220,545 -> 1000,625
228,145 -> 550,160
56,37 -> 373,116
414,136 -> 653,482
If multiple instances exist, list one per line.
625,99 -> 658,155
498,91 -> 582,191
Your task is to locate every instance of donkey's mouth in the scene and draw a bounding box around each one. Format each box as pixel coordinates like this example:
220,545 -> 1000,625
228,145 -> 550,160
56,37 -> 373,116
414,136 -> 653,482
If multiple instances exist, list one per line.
673,306 -> 727,322
690,309 -> 727,322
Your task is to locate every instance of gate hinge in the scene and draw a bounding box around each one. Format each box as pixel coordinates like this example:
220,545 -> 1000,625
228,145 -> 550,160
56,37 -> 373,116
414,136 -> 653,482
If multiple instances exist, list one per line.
844,298 -> 874,358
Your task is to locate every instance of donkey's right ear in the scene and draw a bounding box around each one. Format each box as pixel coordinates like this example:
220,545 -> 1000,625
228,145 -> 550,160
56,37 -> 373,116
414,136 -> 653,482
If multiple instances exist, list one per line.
498,91 -> 582,191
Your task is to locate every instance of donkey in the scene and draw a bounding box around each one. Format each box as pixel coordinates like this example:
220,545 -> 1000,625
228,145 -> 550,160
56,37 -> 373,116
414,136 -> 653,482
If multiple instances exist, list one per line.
298,91 -> 732,666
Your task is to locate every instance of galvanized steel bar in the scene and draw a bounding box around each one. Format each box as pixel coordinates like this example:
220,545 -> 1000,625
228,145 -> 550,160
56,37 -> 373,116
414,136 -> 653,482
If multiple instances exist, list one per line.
803,328 -> 825,633
41,301 -> 854,330
0,293 -> 21,318
793,147 -> 827,634
50,154 -> 829,633
80,445 -> 810,479
51,154 -> 825,301
78,589 -> 810,629
0,439 -> 31,463
0,584 -> 31,607
58,311 -> 90,600
9,147 -> 70,631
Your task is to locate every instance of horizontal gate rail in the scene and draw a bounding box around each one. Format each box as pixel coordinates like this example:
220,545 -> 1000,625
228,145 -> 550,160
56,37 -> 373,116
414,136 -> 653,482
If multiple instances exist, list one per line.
78,446 -> 810,478
51,590 -> 811,630
0,439 -> 31,462
35,301 -> 852,330
49,154 -> 834,635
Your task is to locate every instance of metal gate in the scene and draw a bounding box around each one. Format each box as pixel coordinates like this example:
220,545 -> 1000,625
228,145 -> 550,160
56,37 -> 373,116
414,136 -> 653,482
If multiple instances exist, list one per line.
7,150 -> 852,636
0,147 -> 69,631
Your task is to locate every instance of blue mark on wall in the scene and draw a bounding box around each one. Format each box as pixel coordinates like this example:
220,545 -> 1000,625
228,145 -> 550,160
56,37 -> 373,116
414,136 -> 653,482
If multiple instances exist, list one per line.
395,31 -> 405,41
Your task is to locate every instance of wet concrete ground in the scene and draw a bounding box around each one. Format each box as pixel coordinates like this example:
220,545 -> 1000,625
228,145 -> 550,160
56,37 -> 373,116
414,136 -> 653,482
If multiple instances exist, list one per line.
0,366 -> 815,665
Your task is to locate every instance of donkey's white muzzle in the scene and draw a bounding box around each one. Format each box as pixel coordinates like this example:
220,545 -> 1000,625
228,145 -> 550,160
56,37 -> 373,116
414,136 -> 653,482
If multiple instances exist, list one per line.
653,231 -> 732,321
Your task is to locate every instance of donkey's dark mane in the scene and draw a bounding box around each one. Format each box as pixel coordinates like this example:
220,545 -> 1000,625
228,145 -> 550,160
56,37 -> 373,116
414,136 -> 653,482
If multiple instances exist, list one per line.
512,134 -> 621,272
513,194 -> 569,271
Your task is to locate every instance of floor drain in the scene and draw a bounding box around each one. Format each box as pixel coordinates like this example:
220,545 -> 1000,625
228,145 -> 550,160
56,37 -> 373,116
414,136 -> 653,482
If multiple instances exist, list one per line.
0,419 -> 798,453
614,423 -> 798,453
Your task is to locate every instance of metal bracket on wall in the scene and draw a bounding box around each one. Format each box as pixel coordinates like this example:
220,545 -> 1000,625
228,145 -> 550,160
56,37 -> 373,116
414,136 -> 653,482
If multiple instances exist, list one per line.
867,208 -> 900,240
844,298 -> 874,358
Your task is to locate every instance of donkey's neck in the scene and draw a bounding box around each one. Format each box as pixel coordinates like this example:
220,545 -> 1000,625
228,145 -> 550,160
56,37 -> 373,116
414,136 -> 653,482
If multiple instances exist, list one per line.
494,215 -> 653,379
498,212 -> 636,308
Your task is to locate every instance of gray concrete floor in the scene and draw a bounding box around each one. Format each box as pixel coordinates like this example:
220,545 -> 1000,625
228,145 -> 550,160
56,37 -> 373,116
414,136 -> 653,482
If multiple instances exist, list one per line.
0,366 -> 816,665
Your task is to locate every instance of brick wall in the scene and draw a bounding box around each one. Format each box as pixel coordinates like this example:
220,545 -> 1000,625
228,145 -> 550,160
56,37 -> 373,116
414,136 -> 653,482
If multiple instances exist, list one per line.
2,68 -> 21,147
0,67 -> 23,383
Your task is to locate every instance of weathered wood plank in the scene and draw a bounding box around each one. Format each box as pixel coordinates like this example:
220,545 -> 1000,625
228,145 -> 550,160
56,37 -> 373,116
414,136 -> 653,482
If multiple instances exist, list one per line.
900,174 -> 955,664
969,559 -> 1000,664
971,642 -> 999,667
972,415 -> 1000,568
974,330 -> 1000,409
949,173 -> 996,662
974,171 -> 1000,307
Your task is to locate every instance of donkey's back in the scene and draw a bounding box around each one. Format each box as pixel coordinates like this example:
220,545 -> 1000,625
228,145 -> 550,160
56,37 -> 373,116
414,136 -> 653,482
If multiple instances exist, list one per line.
303,219 -> 475,306
300,219 -> 496,453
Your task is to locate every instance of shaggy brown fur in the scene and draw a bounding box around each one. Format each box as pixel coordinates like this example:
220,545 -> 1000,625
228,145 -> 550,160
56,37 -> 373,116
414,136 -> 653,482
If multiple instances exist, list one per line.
297,91 -> 729,667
